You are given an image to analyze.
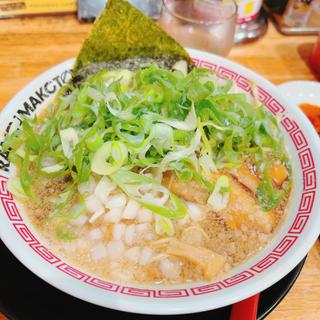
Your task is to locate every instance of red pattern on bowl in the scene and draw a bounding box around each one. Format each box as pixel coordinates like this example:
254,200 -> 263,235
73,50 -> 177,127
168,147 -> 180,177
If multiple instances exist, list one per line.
0,57 -> 317,300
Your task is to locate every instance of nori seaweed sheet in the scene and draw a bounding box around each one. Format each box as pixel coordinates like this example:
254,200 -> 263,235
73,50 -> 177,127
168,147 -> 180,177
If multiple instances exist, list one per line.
73,0 -> 193,78
72,55 -> 184,86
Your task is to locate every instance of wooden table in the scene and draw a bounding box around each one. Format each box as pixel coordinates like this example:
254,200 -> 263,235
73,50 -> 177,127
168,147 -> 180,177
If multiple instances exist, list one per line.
0,14 -> 319,320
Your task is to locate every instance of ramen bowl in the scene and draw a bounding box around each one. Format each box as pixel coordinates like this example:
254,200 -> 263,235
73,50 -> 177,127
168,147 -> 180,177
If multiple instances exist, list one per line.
0,49 -> 319,315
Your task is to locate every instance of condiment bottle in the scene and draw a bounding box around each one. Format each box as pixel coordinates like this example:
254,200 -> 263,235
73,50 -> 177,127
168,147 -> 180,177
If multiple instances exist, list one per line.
234,0 -> 268,43
236,0 -> 263,23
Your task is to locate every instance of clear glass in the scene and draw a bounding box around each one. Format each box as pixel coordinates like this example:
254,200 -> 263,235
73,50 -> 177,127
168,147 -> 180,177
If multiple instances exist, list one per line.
158,0 -> 237,56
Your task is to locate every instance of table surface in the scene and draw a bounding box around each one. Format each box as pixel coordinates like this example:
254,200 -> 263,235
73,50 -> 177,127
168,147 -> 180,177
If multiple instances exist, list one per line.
0,14 -> 319,320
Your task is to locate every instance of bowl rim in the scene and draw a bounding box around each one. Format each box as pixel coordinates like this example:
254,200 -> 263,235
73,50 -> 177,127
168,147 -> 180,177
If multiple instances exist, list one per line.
0,49 -> 319,315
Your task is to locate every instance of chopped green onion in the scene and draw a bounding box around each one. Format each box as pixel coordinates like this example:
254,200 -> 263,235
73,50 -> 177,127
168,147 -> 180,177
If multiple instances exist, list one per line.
161,129 -> 201,168
91,141 -> 128,175
6,177 -> 26,199
172,60 -> 188,75
60,128 -> 79,159
85,133 -> 104,152
16,145 -> 36,161
137,192 -> 186,220
208,175 -> 230,211
257,168 -> 285,211
56,229 -> 77,241
41,164 -> 65,175
155,215 -> 175,236
2,63 -> 290,224
160,103 -> 197,131
67,198 -> 86,221
101,69 -> 134,86
110,170 -> 187,220
20,146 -> 33,198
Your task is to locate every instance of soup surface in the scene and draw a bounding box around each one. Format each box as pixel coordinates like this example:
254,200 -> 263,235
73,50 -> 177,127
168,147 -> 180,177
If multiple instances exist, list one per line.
3,62 -> 291,284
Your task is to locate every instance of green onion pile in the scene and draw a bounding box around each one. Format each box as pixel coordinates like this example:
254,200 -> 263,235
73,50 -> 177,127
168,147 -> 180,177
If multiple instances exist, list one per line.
3,63 -> 290,226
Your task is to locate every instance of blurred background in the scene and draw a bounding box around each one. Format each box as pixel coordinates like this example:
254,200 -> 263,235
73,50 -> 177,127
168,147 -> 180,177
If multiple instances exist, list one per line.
0,0 -> 319,73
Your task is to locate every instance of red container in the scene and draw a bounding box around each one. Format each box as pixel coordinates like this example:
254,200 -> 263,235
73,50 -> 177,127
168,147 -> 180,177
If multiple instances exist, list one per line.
310,34 -> 320,80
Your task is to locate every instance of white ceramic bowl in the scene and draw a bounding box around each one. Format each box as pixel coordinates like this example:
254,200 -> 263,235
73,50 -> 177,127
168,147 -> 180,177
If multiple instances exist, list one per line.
0,49 -> 319,315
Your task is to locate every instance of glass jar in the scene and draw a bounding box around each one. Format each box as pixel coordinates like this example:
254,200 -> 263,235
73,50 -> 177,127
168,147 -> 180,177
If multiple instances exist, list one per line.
158,0 -> 237,56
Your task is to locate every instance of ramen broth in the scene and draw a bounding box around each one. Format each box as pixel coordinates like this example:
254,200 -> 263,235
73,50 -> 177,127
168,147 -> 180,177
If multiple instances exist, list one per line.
23,164 -> 290,285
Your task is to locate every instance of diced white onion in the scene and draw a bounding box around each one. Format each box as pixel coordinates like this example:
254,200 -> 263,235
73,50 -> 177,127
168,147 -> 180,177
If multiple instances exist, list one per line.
105,194 -> 127,209
122,199 -> 140,220
125,246 -> 141,263
90,243 -> 107,261
137,208 -> 153,222
124,224 -> 136,246
136,223 -> 150,235
136,224 -> 154,241
159,258 -> 180,280
104,207 -> 123,223
113,223 -> 126,241
139,247 -> 154,265
88,228 -> 103,241
89,208 -> 105,224
85,194 -> 104,213
186,202 -> 204,221
107,240 -> 125,260
94,176 -> 116,206
144,232 -> 155,241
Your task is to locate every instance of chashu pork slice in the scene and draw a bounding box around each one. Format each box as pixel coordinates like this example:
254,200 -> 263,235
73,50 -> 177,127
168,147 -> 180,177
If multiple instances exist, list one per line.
163,171 -> 275,233
162,171 -> 210,205
213,174 -> 276,233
